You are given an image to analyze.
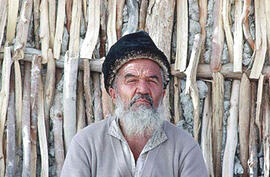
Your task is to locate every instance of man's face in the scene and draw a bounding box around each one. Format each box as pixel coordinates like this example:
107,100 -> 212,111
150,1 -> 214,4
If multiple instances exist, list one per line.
109,59 -> 165,110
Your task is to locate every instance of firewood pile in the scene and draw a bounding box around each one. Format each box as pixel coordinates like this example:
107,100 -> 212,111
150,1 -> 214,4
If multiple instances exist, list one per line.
0,0 -> 269,176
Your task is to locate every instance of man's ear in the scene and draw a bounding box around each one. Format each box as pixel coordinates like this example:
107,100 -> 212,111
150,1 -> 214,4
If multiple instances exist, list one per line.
109,87 -> 116,102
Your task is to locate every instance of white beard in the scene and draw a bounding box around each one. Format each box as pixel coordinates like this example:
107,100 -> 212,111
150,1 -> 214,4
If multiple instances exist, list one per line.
114,95 -> 166,137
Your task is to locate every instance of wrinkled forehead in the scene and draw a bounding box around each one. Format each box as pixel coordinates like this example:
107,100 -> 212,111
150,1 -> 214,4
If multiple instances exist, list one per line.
117,59 -> 163,77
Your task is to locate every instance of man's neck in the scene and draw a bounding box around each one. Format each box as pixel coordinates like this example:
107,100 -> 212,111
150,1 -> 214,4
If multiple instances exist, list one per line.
124,134 -> 150,162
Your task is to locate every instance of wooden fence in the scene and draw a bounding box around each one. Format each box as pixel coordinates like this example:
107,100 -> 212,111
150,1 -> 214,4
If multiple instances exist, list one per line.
0,0 -> 269,176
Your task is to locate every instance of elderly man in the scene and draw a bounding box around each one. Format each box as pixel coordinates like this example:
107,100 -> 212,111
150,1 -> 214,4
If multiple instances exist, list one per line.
61,31 -> 208,177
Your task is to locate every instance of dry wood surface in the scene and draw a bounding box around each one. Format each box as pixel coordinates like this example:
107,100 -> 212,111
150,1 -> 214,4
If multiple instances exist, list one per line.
0,46 -> 13,177
222,80 -> 240,177
239,73 -> 251,177
175,0 -> 188,72
212,72 -> 224,177
0,0 -> 270,176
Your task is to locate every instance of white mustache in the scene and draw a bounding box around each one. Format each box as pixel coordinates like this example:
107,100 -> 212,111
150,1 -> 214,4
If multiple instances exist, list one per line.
129,94 -> 153,108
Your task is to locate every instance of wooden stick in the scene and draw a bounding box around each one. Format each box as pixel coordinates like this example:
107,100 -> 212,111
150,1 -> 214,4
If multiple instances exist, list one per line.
53,0 -> 66,59
250,0 -> 267,79
40,0 -> 50,64
198,0 -> 207,63
107,0 -> 117,49
68,0 -> 81,57
173,77 -> 182,124
13,0 -> 33,60
201,82 -> 214,177
0,0 -> 7,49
14,59 -> 23,174
266,0 -> 270,63
99,0 -> 107,57
116,0 -> 125,39
63,0 -> 81,151
138,0 -> 149,31
30,55 -> 42,177
93,73 -> 103,122
212,72 -> 224,177
44,49 -> 55,137
50,89 -> 65,177
239,73 -> 251,177
241,0 -> 254,51
21,62 -> 32,177
174,0 -> 188,72
5,68 -> 16,177
122,0 -> 138,36
184,34 -> 202,141
76,71 -> 86,131
6,0 -> 19,43
0,46 -> 13,177
222,80 -> 240,177
65,0 -> 72,33
82,0 -> 87,26
233,0 -> 243,72
263,81 -> 270,177
83,59 -> 94,125
172,63 -> 270,79
48,0 -> 56,48
222,0 -> 234,63
255,75 -> 264,142
33,0 -> 40,49
248,81 -> 259,175
37,70 -> 49,177
0,48 -> 105,71
210,0 -> 224,72
80,0 -> 100,59
63,52 -> 79,151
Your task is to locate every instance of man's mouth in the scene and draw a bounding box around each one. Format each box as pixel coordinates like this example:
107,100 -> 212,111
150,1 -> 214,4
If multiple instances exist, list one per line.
129,94 -> 153,108
135,99 -> 151,104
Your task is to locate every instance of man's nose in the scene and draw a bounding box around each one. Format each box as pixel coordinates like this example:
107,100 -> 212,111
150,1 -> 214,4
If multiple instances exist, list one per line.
136,80 -> 150,94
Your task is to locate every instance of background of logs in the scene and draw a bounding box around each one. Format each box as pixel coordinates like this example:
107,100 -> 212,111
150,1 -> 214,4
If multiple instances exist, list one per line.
0,0 -> 269,176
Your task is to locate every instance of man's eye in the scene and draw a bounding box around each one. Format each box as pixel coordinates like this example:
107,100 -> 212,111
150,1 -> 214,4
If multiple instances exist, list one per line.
148,79 -> 157,84
126,79 -> 137,83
